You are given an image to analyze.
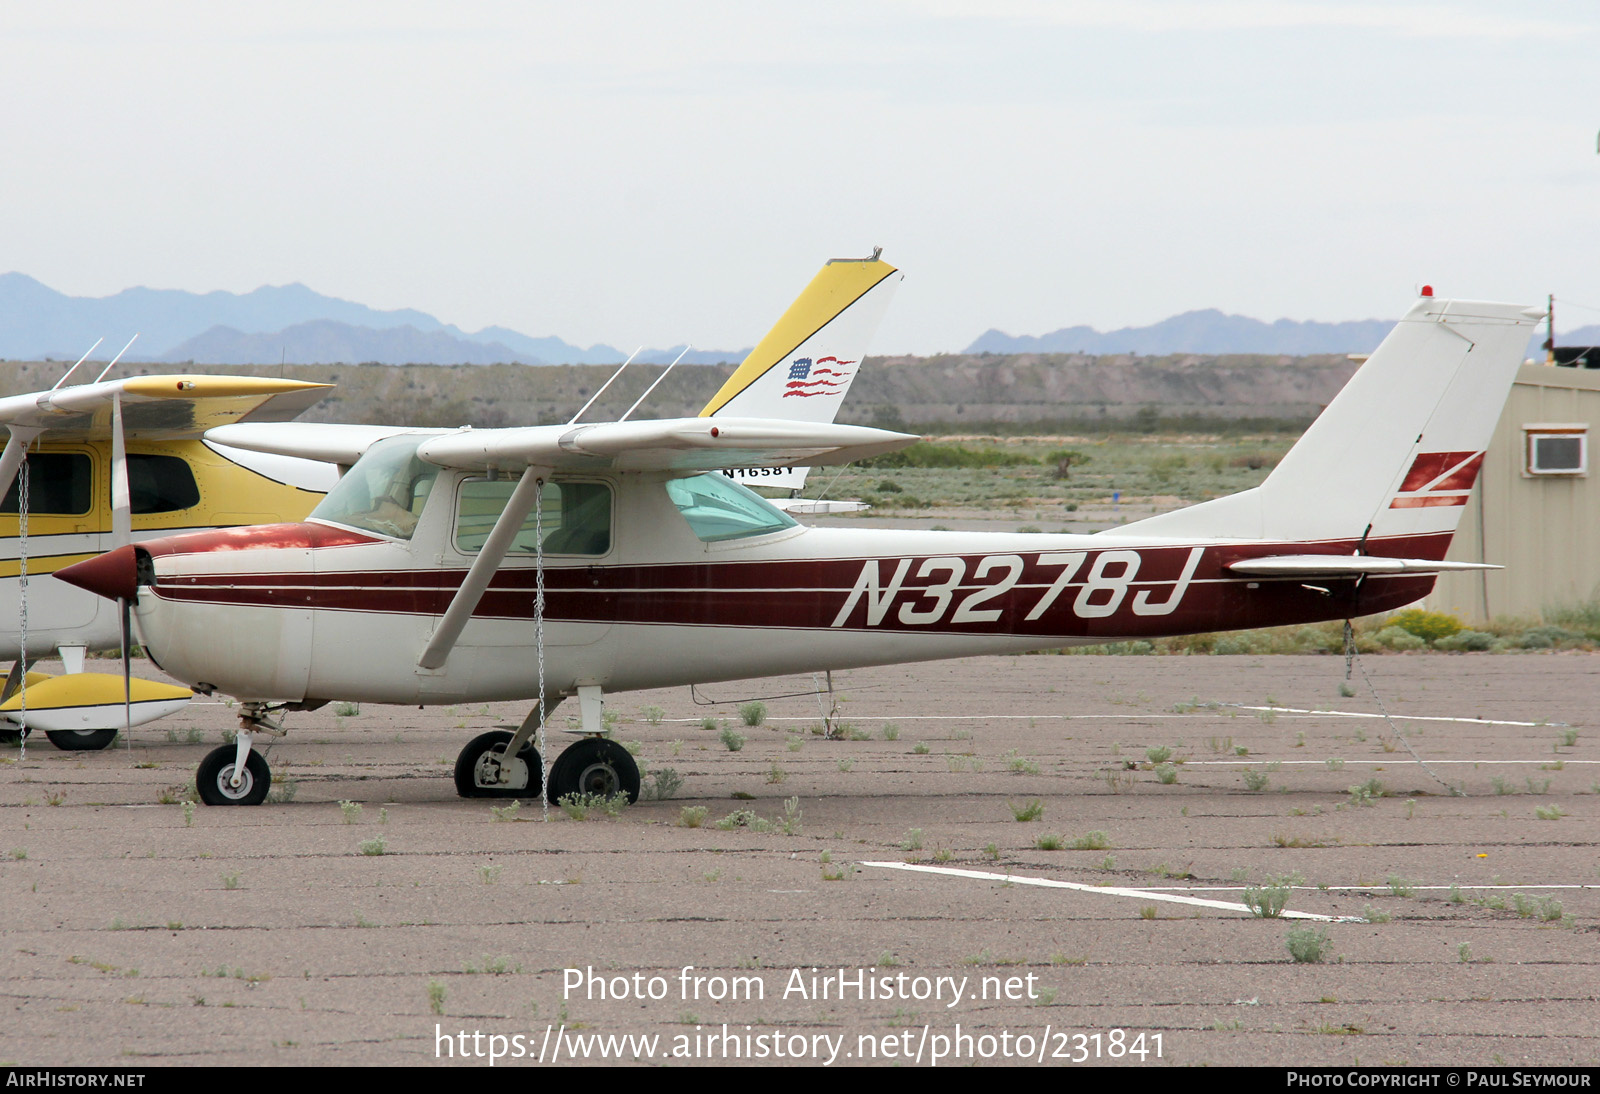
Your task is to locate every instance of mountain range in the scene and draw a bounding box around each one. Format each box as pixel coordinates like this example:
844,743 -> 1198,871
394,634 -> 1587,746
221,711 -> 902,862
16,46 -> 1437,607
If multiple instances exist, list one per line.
2,273 -> 1588,365
967,309 -> 1593,359
0,273 -> 743,366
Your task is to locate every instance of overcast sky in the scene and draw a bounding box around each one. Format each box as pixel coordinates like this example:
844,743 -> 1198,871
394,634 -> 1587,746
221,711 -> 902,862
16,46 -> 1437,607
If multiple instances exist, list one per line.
3,1 -> 1597,354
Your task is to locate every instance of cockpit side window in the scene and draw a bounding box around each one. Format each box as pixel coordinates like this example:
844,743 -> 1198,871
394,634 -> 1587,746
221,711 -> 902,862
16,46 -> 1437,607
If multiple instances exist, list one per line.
308,436 -> 439,540
455,478 -> 612,556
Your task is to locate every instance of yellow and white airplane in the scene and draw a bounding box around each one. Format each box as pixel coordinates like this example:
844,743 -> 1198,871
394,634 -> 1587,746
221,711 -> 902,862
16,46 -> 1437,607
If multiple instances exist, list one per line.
0,370 -> 335,748
59,286 -> 1541,807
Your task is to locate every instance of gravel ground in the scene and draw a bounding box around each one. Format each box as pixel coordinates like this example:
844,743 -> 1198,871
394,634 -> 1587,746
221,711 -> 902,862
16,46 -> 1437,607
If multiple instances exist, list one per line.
2,652 -> 1596,1067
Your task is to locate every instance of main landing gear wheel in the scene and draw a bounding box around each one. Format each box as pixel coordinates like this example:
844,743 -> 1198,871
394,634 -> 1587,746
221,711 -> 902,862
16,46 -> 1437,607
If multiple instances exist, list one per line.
545,737 -> 640,805
44,729 -> 118,751
196,745 -> 271,806
453,731 -> 543,799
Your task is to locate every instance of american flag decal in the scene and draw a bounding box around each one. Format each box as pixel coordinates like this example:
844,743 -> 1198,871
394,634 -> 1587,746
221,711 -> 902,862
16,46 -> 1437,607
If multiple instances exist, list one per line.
782,355 -> 856,399
1388,451 -> 1484,508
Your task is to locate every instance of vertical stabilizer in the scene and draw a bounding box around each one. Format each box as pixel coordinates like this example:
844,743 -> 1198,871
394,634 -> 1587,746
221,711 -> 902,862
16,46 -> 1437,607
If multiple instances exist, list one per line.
700,252 -> 900,493
1120,296 -> 1542,549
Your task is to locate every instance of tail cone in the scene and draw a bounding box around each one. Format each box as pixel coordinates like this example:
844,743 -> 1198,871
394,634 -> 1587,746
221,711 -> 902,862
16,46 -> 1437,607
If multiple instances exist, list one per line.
56,546 -> 139,602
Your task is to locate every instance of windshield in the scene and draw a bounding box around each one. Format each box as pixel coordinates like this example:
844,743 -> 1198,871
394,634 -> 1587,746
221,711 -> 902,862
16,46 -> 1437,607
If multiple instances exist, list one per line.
309,435 -> 439,540
666,473 -> 797,542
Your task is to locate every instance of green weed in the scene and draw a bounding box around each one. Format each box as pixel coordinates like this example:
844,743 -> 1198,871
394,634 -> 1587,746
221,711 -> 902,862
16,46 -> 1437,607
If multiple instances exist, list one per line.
1009,799 -> 1044,822
1286,926 -> 1331,963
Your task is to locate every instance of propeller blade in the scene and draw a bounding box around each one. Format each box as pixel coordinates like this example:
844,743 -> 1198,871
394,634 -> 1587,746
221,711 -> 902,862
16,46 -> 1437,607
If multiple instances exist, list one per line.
0,660 -> 21,705
120,597 -> 132,747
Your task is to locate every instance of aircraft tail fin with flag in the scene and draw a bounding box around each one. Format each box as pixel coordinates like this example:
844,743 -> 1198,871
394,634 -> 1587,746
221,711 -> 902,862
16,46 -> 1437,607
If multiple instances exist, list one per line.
1119,294 -> 1544,554
699,249 -> 901,495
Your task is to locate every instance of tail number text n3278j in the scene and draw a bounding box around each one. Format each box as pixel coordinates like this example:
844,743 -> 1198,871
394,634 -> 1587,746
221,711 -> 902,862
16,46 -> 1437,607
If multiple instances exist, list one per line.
830,547 -> 1206,628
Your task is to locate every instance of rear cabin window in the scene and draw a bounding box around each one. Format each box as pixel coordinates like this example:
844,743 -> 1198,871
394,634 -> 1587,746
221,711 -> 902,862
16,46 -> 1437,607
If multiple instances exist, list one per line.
1,453 -> 92,515
455,479 -> 612,556
128,454 -> 201,513
666,473 -> 796,542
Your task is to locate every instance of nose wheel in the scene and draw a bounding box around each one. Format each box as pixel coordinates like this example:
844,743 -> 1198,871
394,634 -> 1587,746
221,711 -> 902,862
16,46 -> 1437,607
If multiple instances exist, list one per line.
194,703 -> 285,806
196,745 -> 271,806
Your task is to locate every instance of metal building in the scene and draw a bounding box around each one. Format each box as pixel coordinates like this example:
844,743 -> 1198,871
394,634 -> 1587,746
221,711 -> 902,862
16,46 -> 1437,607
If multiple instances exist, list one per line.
1429,362 -> 1599,622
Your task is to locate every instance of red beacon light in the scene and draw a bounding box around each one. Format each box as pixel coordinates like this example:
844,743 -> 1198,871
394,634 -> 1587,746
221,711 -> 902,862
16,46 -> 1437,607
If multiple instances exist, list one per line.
1420,285 -> 1434,297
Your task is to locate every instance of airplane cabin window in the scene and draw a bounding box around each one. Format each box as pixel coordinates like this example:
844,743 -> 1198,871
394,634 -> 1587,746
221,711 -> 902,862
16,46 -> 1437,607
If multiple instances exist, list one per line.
127,454 -> 201,514
455,479 -> 612,556
666,473 -> 797,542
308,436 -> 440,540
1,453 -> 92,515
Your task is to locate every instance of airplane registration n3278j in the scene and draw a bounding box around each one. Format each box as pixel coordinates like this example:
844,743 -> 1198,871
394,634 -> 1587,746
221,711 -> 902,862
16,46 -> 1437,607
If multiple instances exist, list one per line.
58,289 -> 1543,807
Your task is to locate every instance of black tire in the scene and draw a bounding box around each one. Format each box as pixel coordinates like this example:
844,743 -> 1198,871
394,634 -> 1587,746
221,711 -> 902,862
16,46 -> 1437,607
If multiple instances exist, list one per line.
196,745 -> 271,806
44,729 -> 118,751
545,737 -> 640,805
453,731 -> 543,799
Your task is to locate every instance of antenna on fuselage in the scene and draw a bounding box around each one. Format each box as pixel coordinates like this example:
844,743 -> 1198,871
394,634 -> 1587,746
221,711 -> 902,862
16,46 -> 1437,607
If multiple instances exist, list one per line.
568,347 -> 643,425
50,339 -> 104,390
619,345 -> 691,422
92,334 -> 140,383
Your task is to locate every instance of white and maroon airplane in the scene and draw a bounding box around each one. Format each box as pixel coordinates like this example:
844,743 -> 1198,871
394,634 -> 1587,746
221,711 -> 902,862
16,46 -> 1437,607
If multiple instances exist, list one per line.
57,289 -> 1541,807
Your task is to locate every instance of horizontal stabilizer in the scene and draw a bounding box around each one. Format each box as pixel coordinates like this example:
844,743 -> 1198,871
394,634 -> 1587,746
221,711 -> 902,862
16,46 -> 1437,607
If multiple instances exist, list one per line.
415,417 -> 918,473
772,498 -> 872,515
1227,555 -> 1501,576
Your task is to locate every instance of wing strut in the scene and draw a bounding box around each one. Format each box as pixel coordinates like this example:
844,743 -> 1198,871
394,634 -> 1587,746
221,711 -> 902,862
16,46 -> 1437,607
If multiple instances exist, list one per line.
110,393 -> 134,747
417,466 -> 550,671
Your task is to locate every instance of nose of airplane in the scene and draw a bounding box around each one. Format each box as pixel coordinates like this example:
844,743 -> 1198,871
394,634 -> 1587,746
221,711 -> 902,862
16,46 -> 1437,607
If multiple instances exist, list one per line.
56,545 -> 139,602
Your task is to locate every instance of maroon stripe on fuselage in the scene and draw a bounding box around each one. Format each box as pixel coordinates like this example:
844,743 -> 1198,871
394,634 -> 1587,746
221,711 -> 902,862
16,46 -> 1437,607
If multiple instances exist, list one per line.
143,532 -> 1449,641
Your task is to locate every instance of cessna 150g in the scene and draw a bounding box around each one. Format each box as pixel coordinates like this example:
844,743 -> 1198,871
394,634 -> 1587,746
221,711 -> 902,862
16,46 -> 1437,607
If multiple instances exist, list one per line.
58,288 -> 1542,807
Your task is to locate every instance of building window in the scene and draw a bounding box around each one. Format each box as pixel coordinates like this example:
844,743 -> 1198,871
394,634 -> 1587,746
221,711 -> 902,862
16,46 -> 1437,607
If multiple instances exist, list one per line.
1523,425 -> 1587,477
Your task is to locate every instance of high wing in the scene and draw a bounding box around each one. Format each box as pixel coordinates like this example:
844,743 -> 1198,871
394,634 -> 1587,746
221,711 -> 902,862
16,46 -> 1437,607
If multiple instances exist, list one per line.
203,422 -> 448,469
0,374 -> 333,503
414,417 -> 917,474
0,375 -> 331,439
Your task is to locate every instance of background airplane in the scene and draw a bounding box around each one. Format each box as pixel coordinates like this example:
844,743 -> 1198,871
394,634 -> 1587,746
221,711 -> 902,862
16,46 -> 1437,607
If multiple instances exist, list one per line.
59,291 -> 1543,807
0,370 -> 336,748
